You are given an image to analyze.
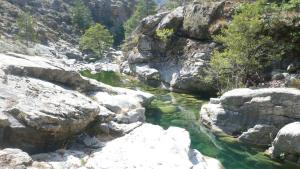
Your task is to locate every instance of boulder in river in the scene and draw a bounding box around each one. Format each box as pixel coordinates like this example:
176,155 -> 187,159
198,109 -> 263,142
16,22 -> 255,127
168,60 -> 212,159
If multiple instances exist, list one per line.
200,88 -> 300,147
16,124 -> 224,169
269,122 -> 300,164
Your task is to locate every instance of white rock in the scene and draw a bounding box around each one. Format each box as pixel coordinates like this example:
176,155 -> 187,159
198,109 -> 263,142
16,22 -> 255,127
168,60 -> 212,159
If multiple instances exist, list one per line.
271,122 -> 300,161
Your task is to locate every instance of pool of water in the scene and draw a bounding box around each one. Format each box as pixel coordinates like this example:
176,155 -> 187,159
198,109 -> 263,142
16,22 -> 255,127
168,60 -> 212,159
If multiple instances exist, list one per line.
82,71 -> 299,169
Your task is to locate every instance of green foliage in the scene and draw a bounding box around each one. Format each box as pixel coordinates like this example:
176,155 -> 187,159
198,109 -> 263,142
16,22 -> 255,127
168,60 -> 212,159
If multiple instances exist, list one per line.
71,0 -> 93,31
17,12 -> 38,46
165,0 -> 192,9
124,0 -> 157,37
80,23 -> 114,60
113,25 -> 125,47
155,28 -> 174,41
208,0 -> 300,94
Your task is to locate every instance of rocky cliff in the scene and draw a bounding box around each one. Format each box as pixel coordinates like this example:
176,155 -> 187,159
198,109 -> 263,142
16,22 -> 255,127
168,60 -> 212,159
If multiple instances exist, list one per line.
121,0 -> 236,94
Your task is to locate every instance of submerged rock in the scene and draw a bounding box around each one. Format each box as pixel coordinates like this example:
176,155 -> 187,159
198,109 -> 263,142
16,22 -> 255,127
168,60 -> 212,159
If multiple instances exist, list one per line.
238,125 -> 278,147
200,88 -> 300,146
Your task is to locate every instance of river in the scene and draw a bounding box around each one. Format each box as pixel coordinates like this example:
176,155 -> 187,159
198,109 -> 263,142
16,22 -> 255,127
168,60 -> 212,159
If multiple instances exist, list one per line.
81,70 -> 299,169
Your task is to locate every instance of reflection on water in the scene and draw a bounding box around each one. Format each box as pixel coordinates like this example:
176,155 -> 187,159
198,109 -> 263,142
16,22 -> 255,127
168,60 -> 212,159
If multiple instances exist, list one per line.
82,71 -> 299,169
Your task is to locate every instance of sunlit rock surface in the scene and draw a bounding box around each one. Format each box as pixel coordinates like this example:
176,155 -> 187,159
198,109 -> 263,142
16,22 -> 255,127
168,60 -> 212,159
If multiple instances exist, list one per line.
23,124 -> 223,169
270,122 -> 300,164
200,88 -> 300,146
0,53 -> 153,153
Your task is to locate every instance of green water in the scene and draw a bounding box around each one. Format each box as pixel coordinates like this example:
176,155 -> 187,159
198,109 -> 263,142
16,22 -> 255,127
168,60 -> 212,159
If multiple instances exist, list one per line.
82,71 -> 299,169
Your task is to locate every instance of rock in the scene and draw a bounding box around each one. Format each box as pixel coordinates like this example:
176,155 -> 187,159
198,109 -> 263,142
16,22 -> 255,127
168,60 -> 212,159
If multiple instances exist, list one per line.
128,50 -> 151,64
123,1 -> 238,94
84,124 -> 223,169
182,1 -> 226,40
200,88 -> 300,146
0,148 -> 32,169
270,122 -> 300,163
272,72 -> 285,80
239,125 -> 278,147
0,53 -> 154,153
190,149 -> 224,169
104,121 -> 143,136
82,135 -> 105,149
31,149 -> 88,169
92,92 -> 142,114
0,54 -> 100,153
157,6 -> 184,31
134,65 -> 161,82
115,108 -> 146,124
137,12 -> 169,35
25,124 -> 223,169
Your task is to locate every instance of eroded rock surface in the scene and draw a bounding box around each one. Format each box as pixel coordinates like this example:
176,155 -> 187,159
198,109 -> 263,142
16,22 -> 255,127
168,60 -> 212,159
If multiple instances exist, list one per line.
269,122 -> 300,164
0,53 -> 153,153
123,0 -> 237,94
200,88 -> 300,146
20,124 -> 224,169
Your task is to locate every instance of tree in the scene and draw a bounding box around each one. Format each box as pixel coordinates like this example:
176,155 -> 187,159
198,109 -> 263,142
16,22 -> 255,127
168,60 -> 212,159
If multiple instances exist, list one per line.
71,0 -> 93,31
208,0 -> 283,93
124,0 -> 157,37
17,12 -> 38,46
80,23 -> 114,60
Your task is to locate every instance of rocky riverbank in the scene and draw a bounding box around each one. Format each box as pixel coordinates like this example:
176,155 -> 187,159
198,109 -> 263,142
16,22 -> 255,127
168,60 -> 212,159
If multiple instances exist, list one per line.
0,52 -> 223,169
200,88 -> 300,165
121,0 -> 237,94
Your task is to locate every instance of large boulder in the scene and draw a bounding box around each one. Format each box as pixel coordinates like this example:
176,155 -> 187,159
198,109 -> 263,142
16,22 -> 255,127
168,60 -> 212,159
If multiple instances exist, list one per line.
200,88 -> 300,146
0,53 -> 154,153
270,122 -> 300,164
0,148 -> 32,169
0,54 -> 100,153
182,1 -> 226,40
28,124 -> 224,169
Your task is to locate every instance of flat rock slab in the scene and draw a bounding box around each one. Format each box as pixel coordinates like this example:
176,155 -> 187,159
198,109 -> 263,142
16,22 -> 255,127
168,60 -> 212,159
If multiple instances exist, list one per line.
30,124 -> 223,169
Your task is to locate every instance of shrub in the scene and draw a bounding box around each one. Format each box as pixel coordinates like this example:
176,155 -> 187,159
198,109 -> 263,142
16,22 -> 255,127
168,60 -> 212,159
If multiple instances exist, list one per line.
79,23 -> 114,60
208,0 -> 300,94
155,28 -> 174,42
17,12 -> 38,46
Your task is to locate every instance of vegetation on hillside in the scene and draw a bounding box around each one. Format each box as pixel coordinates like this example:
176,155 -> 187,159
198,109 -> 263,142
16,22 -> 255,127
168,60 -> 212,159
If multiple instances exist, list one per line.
164,0 -> 192,9
17,12 -> 38,46
155,28 -> 174,42
80,23 -> 114,60
71,0 -> 93,31
124,0 -> 157,37
208,0 -> 300,94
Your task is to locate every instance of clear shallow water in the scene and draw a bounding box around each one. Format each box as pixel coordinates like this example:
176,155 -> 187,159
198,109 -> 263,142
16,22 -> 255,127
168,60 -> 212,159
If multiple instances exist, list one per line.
82,71 -> 299,169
